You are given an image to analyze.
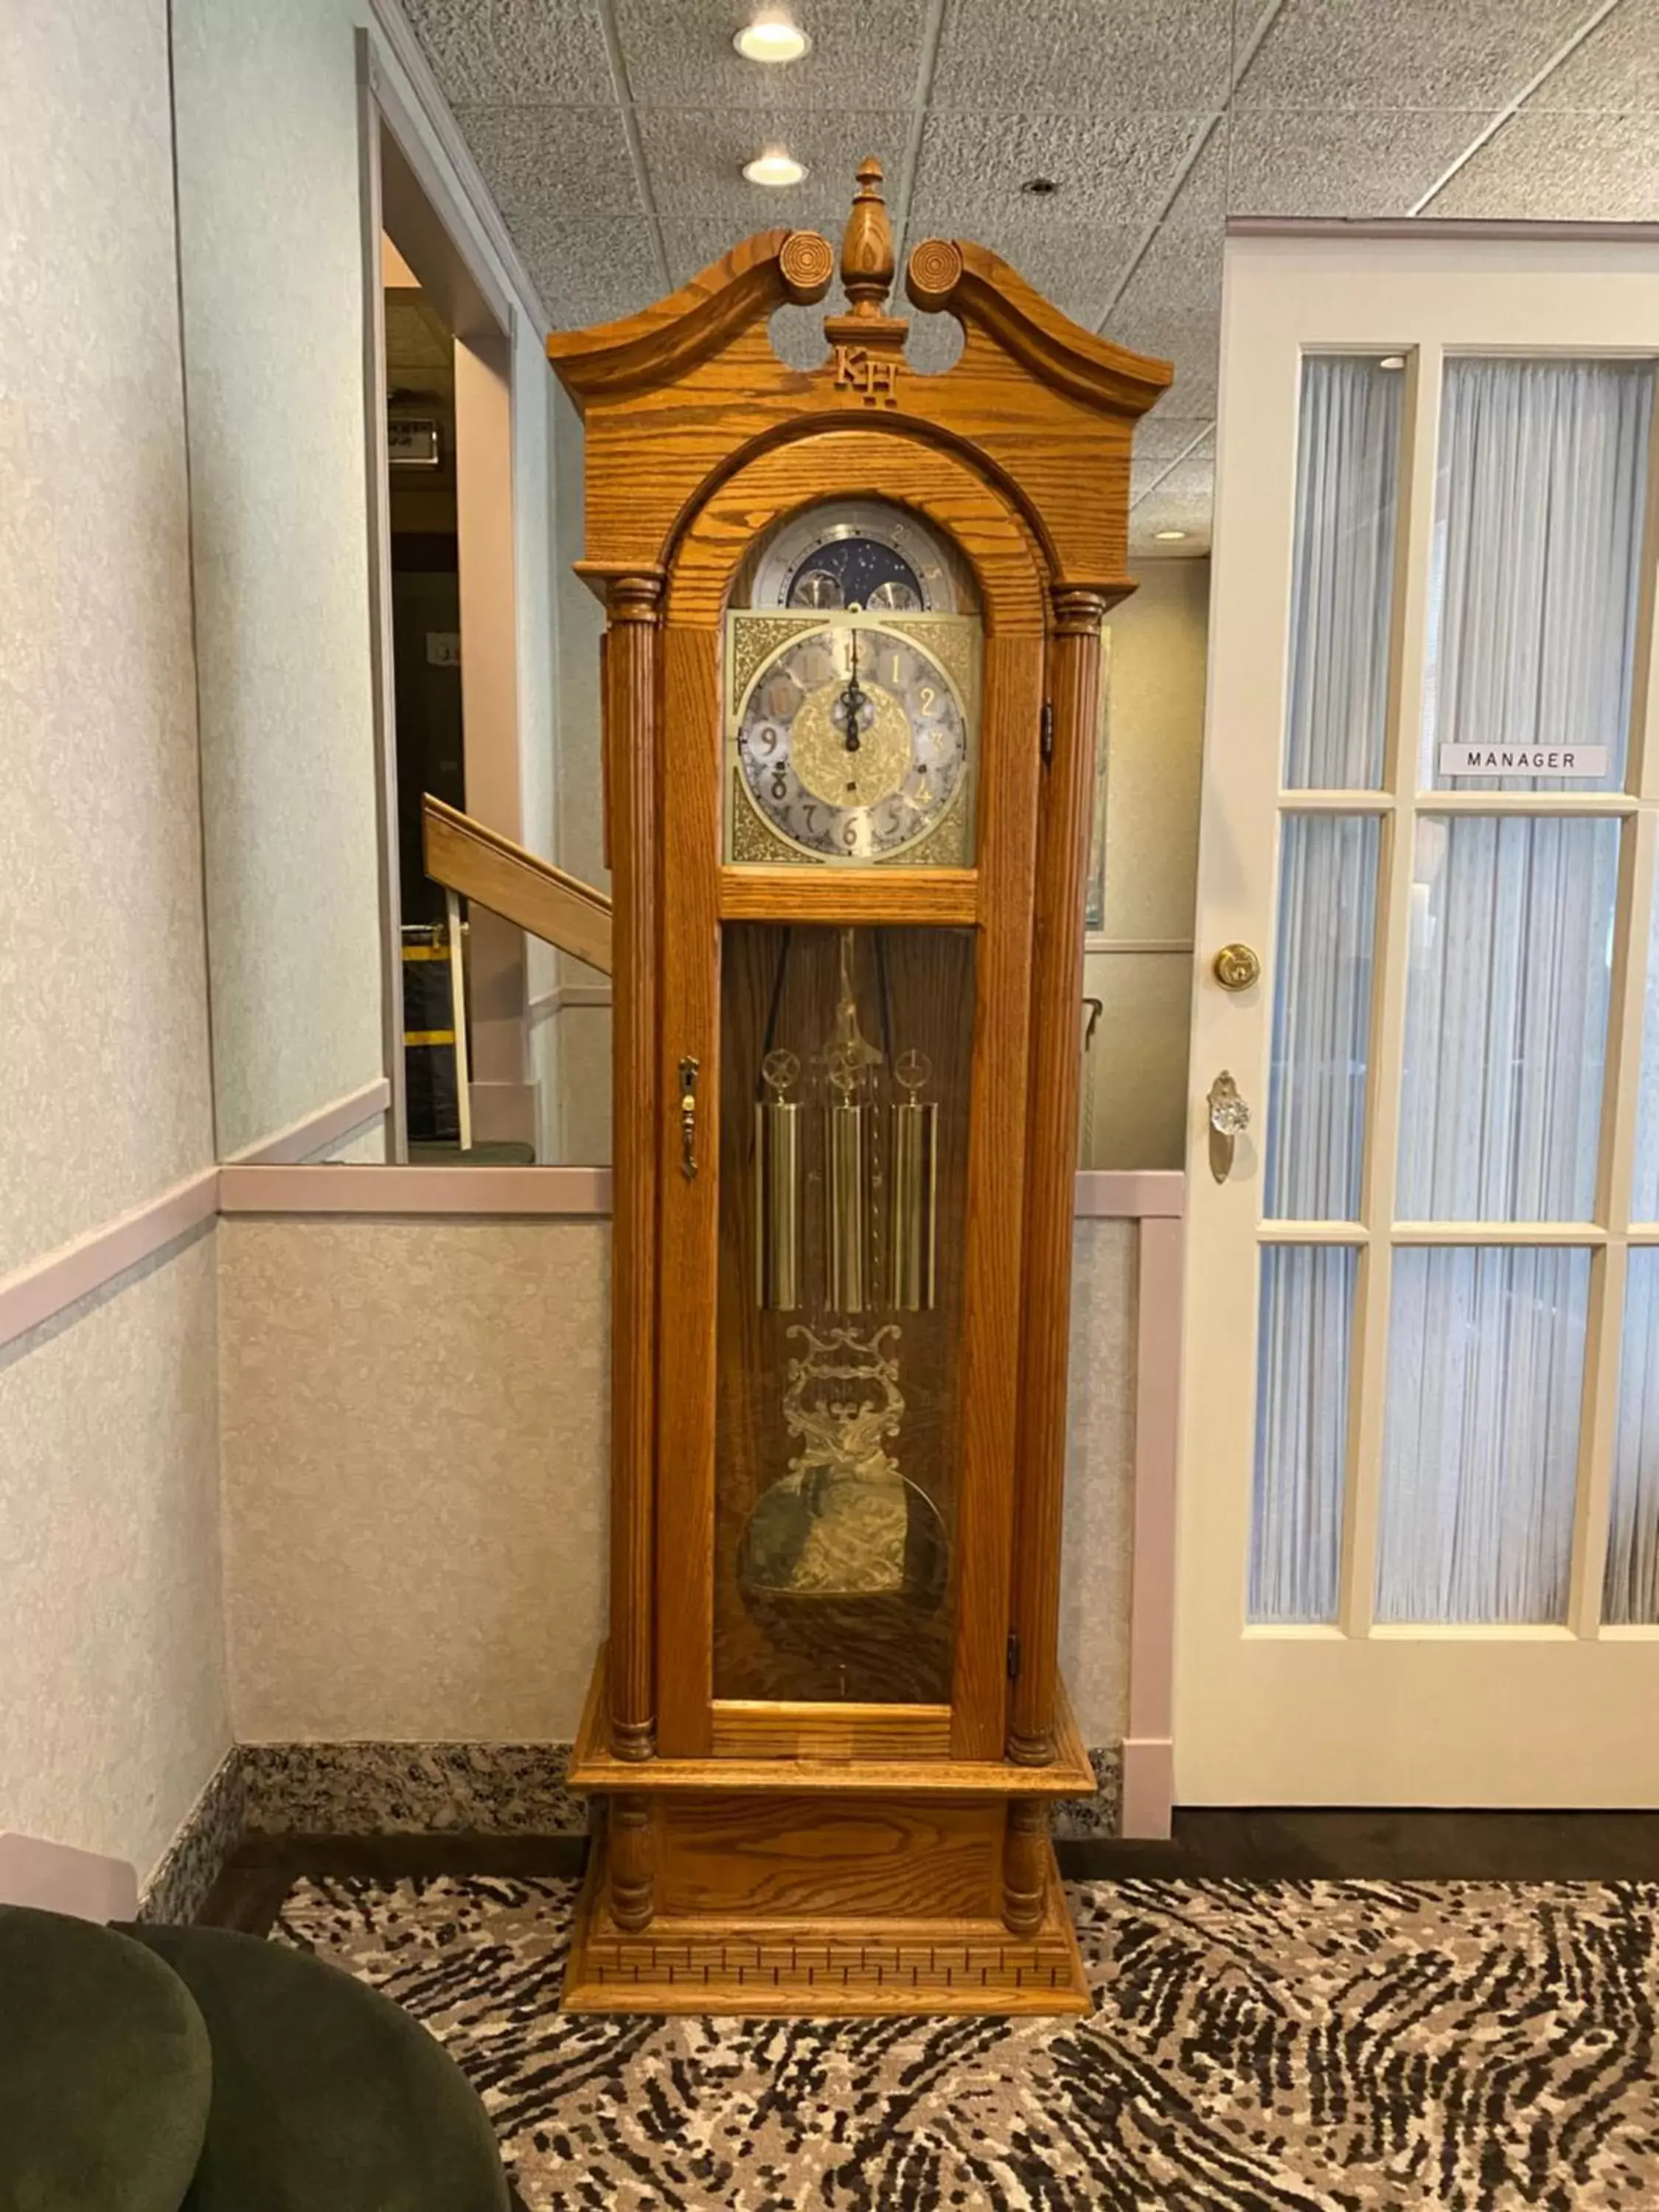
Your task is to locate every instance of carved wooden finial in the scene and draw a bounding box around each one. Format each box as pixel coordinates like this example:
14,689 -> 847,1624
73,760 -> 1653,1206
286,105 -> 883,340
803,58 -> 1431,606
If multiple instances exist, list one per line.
839,157 -> 894,319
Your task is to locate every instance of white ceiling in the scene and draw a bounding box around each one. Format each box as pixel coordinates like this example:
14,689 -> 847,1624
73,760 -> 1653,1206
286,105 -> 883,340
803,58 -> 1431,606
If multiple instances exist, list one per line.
403,0 -> 1659,552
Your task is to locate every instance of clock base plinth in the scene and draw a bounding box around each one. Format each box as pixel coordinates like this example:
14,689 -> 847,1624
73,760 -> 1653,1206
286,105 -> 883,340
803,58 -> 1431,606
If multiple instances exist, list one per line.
561,1832 -> 1090,2017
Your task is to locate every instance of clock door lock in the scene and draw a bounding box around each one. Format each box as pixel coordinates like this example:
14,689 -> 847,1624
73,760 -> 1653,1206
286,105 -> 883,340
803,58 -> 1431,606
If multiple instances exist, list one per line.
678,1057 -> 700,1180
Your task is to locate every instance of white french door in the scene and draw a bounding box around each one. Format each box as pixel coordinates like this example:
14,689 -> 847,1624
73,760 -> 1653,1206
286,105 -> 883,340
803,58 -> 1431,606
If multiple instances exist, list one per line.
1178,226 -> 1659,1806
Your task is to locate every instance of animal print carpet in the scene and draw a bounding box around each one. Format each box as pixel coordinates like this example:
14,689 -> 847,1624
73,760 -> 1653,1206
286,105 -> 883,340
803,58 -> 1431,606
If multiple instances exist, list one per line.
274,1873 -> 1659,2211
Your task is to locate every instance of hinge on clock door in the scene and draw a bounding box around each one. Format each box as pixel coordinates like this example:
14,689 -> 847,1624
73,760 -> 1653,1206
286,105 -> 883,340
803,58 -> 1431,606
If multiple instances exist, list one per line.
1006,1630 -> 1021,1682
1039,701 -> 1054,768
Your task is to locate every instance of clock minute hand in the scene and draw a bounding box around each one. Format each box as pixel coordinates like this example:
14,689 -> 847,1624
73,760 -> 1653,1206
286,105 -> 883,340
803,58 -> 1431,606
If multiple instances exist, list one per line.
837,630 -> 865,753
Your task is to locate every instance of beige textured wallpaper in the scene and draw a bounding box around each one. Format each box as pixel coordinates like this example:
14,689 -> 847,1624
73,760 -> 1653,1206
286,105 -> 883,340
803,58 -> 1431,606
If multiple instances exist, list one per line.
218,1214 -> 1137,1747
0,1235 -> 229,1885
170,0 -> 386,1161
1,4 -> 215,1275
219,1219 -> 608,1739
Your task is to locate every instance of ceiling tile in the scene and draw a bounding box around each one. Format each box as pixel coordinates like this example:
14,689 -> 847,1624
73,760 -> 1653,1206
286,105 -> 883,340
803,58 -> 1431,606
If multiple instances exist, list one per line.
1133,413 -> 1216,467
518,216 -> 668,329
906,313 -> 967,376
910,110 -> 1220,229
931,0 -> 1234,112
1129,437 -> 1216,547
1102,224 -> 1222,416
451,102 -> 643,223
1425,108 -> 1659,218
403,0 -> 615,106
1234,0 -> 1593,110
636,107 -> 910,218
1228,108 -> 1485,215
1521,0 -> 1659,108
615,0 -> 929,108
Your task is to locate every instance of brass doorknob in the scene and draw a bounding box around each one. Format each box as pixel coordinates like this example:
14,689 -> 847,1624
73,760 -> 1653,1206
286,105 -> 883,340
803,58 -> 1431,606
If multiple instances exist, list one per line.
1212,942 -> 1261,992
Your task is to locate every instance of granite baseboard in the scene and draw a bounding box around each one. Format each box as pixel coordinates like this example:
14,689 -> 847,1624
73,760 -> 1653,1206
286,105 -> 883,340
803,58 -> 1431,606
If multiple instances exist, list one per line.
137,1738 -> 1124,1917
138,1749 -> 247,1925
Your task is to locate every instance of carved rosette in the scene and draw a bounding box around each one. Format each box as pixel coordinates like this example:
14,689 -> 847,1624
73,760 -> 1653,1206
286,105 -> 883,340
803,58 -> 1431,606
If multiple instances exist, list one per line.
906,238 -> 964,313
779,229 -> 835,304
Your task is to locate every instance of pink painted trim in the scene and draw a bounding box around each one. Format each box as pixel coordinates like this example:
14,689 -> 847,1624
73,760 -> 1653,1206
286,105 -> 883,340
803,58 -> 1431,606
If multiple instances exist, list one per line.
1123,1211 -> 1184,1837
0,1168 -> 219,1354
1074,1169 -> 1185,1220
218,1163 -> 613,1215
1119,1740 -> 1175,1842
0,1834 -> 139,1923
224,1077 -> 392,1166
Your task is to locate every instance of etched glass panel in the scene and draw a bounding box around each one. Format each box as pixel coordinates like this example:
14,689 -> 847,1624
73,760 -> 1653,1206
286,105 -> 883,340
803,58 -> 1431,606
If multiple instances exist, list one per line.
1397,815 -> 1618,1222
1265,815 -> 1380,1220
1377,1245 -> 1590,1624
1282,355 -> 1403,791
1250,1245 -> 1357,1624
1605,1249 -> 1659,1625
1423,358 -> 1652,794
713,925 -> 970,1703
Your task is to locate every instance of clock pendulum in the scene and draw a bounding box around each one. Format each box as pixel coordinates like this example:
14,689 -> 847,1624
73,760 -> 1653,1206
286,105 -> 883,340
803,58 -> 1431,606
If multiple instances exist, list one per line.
824,929 -> 880,1315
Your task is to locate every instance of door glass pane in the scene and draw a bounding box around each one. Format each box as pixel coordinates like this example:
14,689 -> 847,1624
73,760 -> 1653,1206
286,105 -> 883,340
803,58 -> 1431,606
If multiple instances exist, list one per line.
1377,1245 -> 1590,1624
1635,872 -> 1659,1223
1397,815 -> 1618,1222
1250,1245 -> 1357,1623
1423,358 -> 1652,795
1266,815 -> 1380,1220
1605,1248 -> 1659,1625
1283,356 -> 1403,791
713,924 -> 970,1703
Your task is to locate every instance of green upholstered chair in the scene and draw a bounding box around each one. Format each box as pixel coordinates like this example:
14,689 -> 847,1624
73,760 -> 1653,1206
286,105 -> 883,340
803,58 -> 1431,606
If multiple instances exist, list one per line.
0,1905 -> 212,2212
0,1902 -> 515,2211
127,1924 -> 511,2212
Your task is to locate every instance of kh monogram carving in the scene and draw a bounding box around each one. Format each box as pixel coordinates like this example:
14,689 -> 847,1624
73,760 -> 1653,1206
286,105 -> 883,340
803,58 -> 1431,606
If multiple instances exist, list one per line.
833,344 -> 903,407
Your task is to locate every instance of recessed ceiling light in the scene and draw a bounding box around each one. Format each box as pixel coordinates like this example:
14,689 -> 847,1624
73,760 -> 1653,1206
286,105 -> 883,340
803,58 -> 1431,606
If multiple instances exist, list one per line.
734,13 -> 811,63
1153,529 -> 1189,542
1020,176 -> 1061,196
1379,354 -> 1407,369
742,149 -> 807,187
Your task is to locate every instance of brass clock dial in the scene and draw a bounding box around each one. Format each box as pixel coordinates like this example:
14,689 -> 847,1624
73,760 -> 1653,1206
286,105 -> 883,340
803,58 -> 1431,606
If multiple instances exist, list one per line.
733,617 -> 972,863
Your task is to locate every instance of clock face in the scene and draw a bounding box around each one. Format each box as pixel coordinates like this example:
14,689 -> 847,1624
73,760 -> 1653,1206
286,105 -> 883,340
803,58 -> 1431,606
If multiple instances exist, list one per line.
748,498 -> 965,613
734,619 -> 970,863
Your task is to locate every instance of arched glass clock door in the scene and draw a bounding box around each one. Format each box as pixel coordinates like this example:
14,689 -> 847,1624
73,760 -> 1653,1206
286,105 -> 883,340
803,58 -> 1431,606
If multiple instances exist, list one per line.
654,461 -> 1048,1763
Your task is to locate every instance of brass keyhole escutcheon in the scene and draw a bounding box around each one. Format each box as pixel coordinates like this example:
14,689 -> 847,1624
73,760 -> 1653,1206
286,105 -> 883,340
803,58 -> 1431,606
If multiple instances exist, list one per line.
1212,942 -> 1262,992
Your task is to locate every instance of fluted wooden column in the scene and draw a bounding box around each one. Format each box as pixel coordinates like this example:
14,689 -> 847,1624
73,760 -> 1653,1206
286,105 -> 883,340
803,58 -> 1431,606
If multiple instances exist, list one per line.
605,572 -> 663,1761
1007,585 -> 1108,1766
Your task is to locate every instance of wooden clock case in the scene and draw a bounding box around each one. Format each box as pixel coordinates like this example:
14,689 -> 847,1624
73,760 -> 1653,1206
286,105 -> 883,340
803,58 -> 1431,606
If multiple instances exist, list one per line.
547,163 -> 1169,2016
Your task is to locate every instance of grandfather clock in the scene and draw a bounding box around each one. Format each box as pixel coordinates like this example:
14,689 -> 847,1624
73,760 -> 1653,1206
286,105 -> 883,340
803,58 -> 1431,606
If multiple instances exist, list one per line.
549,162 -> 1169,2015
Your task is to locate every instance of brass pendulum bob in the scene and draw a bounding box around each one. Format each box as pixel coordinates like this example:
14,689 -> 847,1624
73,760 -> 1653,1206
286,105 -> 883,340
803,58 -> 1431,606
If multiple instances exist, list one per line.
888,1048 -> 938,1312
825,1042 -> 872,1314
755,1048 -> 802,1311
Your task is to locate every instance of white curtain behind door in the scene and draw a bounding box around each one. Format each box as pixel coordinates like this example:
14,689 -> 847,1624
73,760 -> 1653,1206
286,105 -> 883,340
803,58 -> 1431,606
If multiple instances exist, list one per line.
1377,357 -> 1649,1621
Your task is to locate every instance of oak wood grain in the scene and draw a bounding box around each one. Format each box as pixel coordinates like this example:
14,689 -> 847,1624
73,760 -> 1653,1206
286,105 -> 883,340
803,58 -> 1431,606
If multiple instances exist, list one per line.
421,795 -> 613,972
606,576 -> 663,1761
716,869 -> 978,925
655,1791 -> 1000,1920
711,1702 -> 953,1761
1007,593 -> 1108,1764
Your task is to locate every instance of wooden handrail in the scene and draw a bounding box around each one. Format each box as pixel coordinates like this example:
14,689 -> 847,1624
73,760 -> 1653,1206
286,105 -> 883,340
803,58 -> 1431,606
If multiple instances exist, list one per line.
421,793 -> 612,975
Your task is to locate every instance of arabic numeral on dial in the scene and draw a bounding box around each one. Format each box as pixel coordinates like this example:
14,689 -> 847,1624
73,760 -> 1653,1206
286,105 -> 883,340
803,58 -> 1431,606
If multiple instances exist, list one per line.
771,770 -> 787,801
842,820 -> 860,851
